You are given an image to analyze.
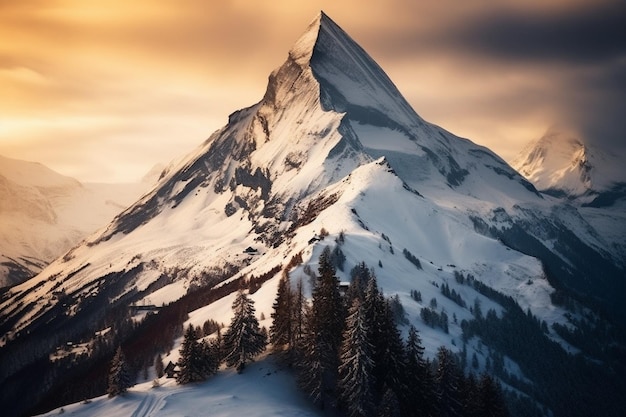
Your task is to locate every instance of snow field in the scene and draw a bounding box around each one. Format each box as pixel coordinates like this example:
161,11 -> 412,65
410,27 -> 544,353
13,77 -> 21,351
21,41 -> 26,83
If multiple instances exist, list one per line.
38,355 -> 323,417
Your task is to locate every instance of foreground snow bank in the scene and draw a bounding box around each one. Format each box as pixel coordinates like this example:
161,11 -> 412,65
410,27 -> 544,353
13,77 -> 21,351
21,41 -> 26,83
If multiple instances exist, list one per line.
39,355 -> 322,417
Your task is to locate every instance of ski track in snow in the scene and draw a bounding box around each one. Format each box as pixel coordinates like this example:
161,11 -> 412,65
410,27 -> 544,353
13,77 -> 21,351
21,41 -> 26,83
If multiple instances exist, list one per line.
130,392 -> 162,417
39,358 -> 324,417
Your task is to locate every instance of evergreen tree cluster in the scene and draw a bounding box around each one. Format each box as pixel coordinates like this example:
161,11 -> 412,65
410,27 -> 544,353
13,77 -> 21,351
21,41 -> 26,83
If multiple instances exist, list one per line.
299,246 -> 345,408
387,294 -> 408,325
200,318 -> 222,337
175,289 -> 267,384
410,289 -> 422,302
269,247 -> 509,417
452,271 -> 626,417
441,283 -> 467,308
462,298 -> 626,417
402,248 -> 422,269
421,306 -> 449,333
176,324 -> 220,384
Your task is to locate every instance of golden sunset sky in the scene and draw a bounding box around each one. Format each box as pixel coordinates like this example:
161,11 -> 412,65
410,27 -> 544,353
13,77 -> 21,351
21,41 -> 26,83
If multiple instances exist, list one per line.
1,0 -> 624,182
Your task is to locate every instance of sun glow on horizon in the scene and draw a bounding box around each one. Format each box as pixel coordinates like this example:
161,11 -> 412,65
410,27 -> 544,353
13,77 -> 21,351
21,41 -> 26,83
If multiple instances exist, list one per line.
1,1 -> 622,182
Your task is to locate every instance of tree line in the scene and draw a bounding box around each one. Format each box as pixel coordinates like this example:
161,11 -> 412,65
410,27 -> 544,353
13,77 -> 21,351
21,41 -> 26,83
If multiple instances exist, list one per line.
108,246 -> 509,417
108,287 -> 268,394
270,246 -> 508,417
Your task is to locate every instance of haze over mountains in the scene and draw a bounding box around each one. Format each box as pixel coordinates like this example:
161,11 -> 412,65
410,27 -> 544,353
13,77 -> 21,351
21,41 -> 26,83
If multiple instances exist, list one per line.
513,127 -> 626,202
0,155 -> 157,287
0,11 -> 624,417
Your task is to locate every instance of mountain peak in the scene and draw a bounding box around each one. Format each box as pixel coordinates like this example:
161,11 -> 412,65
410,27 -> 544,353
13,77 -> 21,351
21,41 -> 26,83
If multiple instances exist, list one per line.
511,127 -> 626,198
512,128 -> 589,194
288,10 -> 337,66
285,11 -> 423,135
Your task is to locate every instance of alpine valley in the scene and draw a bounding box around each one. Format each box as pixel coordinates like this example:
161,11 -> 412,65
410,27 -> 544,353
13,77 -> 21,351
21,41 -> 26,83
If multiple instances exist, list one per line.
1,12 -> 624,417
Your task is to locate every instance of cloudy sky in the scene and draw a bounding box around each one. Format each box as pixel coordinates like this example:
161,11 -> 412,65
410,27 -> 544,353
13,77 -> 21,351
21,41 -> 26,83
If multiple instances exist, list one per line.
1,0 -> 624,182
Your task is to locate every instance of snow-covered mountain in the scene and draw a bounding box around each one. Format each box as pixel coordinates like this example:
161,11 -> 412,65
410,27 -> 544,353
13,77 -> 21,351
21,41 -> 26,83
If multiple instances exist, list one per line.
0,155 -> 153,287
1,12 -> 625,417
512,127 -> 626,262
512,127 -> 626,202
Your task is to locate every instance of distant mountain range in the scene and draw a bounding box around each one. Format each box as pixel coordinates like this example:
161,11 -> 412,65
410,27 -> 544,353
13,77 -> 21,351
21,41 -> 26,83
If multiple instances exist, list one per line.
0,154 -> 157,287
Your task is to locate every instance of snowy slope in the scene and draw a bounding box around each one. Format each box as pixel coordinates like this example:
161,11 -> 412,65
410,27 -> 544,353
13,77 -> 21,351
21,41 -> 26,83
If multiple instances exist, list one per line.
1,11 -> 625,417
38,355 -> 323,417
0,155 -> 153,287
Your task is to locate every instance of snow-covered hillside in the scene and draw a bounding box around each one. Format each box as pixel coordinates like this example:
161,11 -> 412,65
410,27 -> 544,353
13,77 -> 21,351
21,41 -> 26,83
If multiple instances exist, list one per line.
38,355 -> 323,417
0,155 -> 154,287
1,11 -> 625,417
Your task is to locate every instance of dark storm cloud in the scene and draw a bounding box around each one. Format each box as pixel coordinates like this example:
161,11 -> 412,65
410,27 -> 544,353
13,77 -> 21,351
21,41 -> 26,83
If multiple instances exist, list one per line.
453,2 -> 626,65
435,1 -> 626,151
369,1 -> 626,155
568,59 -> 626,151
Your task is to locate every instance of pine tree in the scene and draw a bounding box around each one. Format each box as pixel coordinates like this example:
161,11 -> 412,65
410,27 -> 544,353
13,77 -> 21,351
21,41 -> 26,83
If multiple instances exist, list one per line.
378,301 -> 407,392
223,290 -> 267,372
270,272 -> 292,352
213,326 -> 224,364
464,373 -> 481,417
476,373 -> 509,417
363,272 -> 385,352
378,387 -> 402,417
435,347 -> 464,417
107,346 -> 131,397
298,246 -> 344,408
455,366 -> 471,417
406,326 -> 425,365
363,273 -> 393,398
338,298 -> 375,417
154,353 -> 164,378
177,324 -> 209,384
291,277 -> 306,354
403,325 -> 433,417
346,262 -> 369,304
299,307 -> 326,406
200,339 -> 220,377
